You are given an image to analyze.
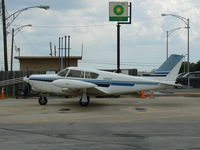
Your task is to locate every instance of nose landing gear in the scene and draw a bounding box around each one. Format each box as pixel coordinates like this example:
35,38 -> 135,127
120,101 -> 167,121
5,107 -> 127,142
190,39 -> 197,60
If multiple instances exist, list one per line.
79,92 -> 90,106
38,95 -> 48,105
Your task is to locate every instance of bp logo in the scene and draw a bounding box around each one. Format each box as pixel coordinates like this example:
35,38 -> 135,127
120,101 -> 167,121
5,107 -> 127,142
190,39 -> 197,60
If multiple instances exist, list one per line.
109,2 -> 128,21
114,5 -> 124,15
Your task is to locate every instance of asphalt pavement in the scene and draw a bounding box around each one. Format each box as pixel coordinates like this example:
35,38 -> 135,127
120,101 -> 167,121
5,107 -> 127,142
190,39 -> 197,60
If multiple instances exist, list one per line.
0,96 -> 200,150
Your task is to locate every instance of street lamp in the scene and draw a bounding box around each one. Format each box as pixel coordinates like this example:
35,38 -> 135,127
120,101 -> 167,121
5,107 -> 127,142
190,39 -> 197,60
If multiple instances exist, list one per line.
10,24 -> 32,71
166,27 -> 187,59
1,0 -> 50,71
161,13 -> 190,73
6,5 -> 49,28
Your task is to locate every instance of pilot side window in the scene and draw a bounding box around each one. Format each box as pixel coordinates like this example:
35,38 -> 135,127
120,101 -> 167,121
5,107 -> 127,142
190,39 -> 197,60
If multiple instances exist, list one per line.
67,70 -> 84,78
85,72 -> 99,79
57,69 -> 69,77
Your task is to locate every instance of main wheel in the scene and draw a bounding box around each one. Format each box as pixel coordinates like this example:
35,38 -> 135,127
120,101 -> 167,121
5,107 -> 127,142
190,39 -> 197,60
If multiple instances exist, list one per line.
38,96 -> 48,105
79,96 -> 90,106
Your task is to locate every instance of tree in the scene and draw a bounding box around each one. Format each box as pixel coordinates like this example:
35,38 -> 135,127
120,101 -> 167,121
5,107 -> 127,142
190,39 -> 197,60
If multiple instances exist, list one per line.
179,60 -> 200,73
195,60 -> 200,71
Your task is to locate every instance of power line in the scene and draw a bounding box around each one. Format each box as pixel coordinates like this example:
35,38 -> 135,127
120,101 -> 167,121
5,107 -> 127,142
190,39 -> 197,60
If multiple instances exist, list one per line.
18,31 -> 40,51
10,23 -> 116,29
81,59 -> 160,65
173,4 -> 200,14
79,60 -> 160,67
2,3 -> 200,29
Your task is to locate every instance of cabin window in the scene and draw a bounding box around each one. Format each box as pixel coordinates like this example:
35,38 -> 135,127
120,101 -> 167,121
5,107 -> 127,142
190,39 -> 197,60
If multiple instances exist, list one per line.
195,73 -> 200,77
85,72 -> 99,79
67,70 -> 84,78
57,69 -> 69,77
188,74 -> 197,78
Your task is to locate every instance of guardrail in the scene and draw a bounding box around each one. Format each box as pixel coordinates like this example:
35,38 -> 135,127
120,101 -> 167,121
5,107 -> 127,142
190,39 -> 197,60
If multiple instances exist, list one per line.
0,71 -> 45,97
0,77 -> 24,87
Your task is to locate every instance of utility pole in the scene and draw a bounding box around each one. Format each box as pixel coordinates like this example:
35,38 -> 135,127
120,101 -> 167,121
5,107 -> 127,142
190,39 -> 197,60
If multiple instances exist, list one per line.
58,37 -> 61,57
58,37 -> 61,70
60,37 -> 64,70
64,36 -> 67,68
81,43 -> 84,58
54,45 -> 56,56
1,0 -> 8,71
49,42 -> 52,56
68,36 -> 70,67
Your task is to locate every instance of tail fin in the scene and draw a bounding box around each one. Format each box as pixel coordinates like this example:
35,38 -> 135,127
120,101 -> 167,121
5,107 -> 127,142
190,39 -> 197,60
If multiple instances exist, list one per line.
148,54 -> 184,82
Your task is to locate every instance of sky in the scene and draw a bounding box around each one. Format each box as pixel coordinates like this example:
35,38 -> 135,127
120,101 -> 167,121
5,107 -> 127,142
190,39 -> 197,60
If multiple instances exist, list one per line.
1,0 -> 200,71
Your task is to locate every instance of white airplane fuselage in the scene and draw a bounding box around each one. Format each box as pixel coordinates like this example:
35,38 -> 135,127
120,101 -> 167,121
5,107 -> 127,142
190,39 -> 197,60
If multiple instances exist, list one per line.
24,55 -> 184,106
27,70 -> 171,96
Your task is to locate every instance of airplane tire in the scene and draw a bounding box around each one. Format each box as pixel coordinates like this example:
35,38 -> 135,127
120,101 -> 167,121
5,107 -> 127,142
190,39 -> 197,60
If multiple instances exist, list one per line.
79,96 -> 90,106
39,96 -> 48,105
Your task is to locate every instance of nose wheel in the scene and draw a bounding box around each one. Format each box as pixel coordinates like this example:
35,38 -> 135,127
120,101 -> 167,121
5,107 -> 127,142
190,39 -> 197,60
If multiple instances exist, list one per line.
38,95 -> 48,105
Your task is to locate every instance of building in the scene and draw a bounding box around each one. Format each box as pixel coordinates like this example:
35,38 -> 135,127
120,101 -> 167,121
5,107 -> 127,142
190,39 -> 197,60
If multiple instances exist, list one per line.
15,56 -> 82,71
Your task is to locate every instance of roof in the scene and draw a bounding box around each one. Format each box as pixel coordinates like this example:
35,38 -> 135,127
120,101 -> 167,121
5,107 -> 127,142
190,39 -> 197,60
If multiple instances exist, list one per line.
15,56 -> 82,60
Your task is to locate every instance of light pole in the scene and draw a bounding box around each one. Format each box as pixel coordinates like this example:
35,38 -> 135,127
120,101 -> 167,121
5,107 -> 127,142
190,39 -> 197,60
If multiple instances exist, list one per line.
161,13 -> 190,73
10,24 -> 32,71
1,3 -> 49,71
166,27 -> 187,60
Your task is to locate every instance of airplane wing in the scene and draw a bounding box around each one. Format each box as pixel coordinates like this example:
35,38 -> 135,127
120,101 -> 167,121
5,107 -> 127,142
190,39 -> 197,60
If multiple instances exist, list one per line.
52,79 -> 110,95
52,79 -> 97,89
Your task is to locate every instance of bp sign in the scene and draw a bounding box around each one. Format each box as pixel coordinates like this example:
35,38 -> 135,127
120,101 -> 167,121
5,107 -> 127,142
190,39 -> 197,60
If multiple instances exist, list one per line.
109,2 -> 128,21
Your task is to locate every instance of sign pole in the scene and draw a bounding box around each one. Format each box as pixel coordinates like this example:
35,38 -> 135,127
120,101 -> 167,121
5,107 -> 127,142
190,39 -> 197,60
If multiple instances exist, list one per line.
117,23 -> 121,73
109,2 -> 132,73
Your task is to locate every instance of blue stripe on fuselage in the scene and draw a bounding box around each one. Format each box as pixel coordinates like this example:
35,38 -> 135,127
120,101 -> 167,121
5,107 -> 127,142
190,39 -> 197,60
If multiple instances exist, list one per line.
29,77 -> 159,87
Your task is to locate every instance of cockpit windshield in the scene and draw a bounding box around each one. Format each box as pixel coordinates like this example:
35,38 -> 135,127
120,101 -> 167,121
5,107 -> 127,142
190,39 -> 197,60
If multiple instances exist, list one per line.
58,68 -> 99,79
57,69 -> 69,77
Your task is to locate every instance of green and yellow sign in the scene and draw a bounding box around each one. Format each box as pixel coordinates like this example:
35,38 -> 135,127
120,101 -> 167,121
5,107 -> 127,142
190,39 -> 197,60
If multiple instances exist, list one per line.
109,2 -> 128,21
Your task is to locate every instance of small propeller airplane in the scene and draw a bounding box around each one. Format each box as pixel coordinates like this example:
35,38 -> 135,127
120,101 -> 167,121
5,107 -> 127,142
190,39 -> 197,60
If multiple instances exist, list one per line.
24,54 -> 183,106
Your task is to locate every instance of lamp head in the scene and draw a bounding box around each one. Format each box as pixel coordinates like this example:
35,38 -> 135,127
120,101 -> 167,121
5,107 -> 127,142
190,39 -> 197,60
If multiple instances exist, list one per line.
161,14 -> 167,16
39,5 -> 50,10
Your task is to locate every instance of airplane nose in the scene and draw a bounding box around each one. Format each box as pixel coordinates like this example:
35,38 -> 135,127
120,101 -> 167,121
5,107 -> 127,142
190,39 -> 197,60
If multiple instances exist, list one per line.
23,76 -> 29,83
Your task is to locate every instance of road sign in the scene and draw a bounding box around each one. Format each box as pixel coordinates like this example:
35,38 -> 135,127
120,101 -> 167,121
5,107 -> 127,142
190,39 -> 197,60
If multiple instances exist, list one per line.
109,2 -> 128,21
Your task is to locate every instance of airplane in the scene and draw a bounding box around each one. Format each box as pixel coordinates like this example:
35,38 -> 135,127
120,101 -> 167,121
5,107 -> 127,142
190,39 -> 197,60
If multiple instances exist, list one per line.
24,54 -> 184,106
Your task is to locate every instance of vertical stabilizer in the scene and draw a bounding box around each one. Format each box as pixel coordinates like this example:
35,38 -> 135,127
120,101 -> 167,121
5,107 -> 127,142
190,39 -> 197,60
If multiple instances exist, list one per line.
147,55 -> 184,83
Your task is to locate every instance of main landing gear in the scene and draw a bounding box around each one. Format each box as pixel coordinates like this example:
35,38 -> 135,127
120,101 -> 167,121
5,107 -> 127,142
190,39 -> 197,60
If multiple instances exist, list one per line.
38,92 -> 90,106
38,95 -> 48,105
79,92 -> 90,106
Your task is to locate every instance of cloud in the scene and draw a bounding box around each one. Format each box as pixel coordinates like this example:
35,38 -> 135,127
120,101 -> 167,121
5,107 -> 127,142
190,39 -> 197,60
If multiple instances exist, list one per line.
1,0 -> 200,71
6,0 -> 88,11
